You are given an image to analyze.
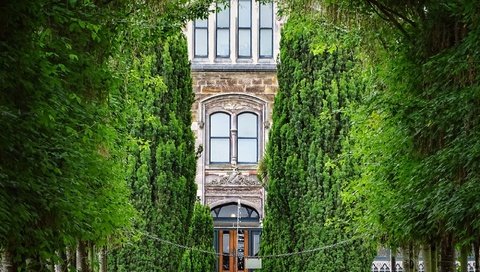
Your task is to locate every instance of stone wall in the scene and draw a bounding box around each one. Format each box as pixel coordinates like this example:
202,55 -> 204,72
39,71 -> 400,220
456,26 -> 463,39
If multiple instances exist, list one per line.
190,69 -> 278,220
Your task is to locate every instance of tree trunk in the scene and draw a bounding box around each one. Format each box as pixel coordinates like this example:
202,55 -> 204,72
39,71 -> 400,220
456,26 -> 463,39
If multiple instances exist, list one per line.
431,242 -> 438,272
402,243 -> 419,272
474,240 -> 479,272
67,246 -> 76,272
423,245 -> 432,272
423,242 -> 439,272
87,242 -> 94,271
439,233 -> 455,272
391,247 -> 397,272
98,247 -> 107,272
2,249 -> 16,272
76,241 -> 88,272
459,244 -> 469,272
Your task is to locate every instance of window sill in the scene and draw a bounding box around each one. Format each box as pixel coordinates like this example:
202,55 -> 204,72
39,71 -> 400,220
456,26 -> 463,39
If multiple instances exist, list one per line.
191,63 -> 276,72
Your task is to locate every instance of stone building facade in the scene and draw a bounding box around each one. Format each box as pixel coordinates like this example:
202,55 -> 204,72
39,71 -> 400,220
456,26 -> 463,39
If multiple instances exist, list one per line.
185,0 -> 281,270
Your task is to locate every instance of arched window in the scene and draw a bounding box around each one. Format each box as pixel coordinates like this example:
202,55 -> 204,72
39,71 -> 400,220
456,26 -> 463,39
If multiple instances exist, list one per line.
211,203 -> 259,220
237,112 -> 258,163
210,112 -> 231,163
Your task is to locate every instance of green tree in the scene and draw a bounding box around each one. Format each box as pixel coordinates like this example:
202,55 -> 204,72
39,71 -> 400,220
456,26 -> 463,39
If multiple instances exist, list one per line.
0,0 -> 136,270
261,14 -> 374,272
179,203 -> 216,272
277,1 -> 480,271
107,30 -> 198,271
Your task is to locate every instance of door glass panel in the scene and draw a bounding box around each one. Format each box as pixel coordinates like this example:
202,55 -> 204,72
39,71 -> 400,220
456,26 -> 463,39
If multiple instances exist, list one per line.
253,232 -> 260,256
237,230 -> 245,270
223,232 -> 230,270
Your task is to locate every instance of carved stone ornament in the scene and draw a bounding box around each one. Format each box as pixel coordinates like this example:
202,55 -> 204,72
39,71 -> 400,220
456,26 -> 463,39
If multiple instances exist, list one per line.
223,101 -> 250,111
208,169 -> 261,186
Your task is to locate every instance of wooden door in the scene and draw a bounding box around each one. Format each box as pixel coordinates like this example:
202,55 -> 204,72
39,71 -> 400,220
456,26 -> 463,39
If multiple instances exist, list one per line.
218,230 -> 249,272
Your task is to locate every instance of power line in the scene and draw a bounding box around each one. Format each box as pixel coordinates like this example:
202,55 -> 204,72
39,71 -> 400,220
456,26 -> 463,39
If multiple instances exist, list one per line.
141,231 -> 365,259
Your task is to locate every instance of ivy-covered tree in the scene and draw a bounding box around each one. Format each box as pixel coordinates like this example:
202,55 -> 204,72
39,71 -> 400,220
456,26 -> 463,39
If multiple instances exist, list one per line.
261,14 -> 374,272
179,203 -> 216,272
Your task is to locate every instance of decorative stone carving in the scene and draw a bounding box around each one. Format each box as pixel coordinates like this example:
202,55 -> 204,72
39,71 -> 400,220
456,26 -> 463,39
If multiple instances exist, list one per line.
207,169 -> 261,186
223,101 -> 250,111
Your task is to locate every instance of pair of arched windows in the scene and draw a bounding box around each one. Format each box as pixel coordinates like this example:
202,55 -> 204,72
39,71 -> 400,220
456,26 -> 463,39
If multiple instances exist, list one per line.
209,112 -> 258,164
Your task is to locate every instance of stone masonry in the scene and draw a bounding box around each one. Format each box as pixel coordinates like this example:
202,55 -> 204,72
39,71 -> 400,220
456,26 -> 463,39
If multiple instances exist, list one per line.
191,69 -> 278,219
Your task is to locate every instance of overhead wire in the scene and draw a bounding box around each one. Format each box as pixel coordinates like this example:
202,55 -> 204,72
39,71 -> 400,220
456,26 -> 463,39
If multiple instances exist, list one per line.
141,231 -> 366,259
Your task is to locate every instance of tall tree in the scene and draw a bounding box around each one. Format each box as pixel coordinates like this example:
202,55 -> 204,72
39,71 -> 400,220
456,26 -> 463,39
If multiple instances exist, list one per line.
261,14 -> 374,272
107,30 -> 198,271
285,1 -> 480,271
0,1 -> 136,270
179,203 -> 216,272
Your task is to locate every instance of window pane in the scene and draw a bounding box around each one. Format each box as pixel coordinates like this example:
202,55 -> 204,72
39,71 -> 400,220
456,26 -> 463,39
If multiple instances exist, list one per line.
194,28 -> 208,57
238,139 -> 257,163
238,0 -> 251,28
238,29 -> 251,57
260,3 -> 273,28
217,205 -> 249,217
211,138 -> 230,162
260,29 -> 273,57
238,113 -> 257,137
211,113 -> 230,137
253,233 -> 260,256
195,18 -> 208,28
217,4 -> 230,28
223,233 -> 230,270
216,29 -> 230,57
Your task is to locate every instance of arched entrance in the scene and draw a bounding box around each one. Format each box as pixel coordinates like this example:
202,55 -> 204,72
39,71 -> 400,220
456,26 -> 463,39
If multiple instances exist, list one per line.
211,202 -> 261,272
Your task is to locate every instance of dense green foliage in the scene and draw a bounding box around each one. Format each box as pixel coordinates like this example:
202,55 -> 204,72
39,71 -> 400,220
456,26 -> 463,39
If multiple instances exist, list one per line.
274,0 -> 480,271
107,30 -> 198,271
1,0 -> 211,270
179,203 -> 216,272
260,14 -> 374,272
0,1 -> 135,269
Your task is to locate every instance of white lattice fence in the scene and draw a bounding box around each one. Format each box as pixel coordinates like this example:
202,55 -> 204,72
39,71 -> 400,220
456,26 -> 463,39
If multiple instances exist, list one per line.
372,261 -> 476,272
